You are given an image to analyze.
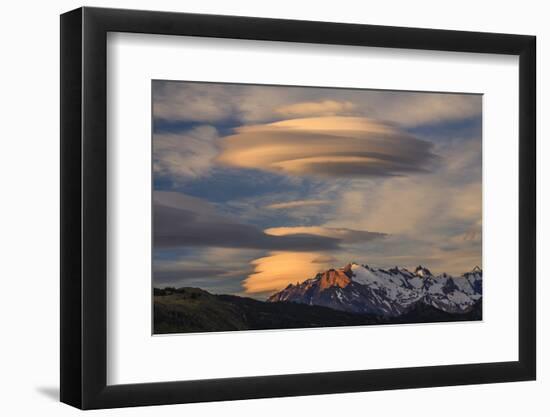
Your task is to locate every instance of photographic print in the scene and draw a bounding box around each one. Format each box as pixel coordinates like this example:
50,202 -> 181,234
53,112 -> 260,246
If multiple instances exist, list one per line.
152,81 -> 482,334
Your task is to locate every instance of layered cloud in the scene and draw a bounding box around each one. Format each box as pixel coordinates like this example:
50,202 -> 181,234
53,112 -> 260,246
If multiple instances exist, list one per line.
217,117 -> 438,178
154,191 -> 384,253
265,199 -> 330,210
155,193 -> 337,251
265,226 -> 386,243
276,100 -> 355,117
243,252 -> 332,294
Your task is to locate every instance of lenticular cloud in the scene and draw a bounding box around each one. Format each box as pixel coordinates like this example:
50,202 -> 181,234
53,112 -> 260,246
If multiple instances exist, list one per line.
217,117 -> 438,178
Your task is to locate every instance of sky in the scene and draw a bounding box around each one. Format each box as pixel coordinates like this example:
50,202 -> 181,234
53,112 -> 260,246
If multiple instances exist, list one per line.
152,81 -> 482,299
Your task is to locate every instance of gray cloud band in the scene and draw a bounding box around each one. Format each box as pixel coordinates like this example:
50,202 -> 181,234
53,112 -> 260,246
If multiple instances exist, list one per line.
154,196 -> 385,251
154,205 -> 341,251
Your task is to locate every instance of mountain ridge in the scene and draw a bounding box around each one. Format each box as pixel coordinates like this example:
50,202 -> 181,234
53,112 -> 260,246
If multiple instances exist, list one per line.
267,263 -> 482,317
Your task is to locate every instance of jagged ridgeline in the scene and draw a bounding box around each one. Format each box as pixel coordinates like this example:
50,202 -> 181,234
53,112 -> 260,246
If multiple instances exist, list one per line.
269,263 -> 482,316
154,263 -> 482,334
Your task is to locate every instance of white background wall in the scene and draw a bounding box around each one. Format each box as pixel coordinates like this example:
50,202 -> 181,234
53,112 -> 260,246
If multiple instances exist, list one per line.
0,0 -> 546,415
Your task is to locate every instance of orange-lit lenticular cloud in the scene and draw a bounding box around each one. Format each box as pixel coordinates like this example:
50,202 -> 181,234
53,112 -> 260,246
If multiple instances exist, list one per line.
217,117 -> 437,178
264,226 -> 386,243
243,251 -> 331,294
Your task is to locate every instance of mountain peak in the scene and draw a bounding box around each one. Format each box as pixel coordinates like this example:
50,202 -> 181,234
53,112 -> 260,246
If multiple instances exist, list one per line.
414,265 -> 433,277
319,268 -> 351,290
342,263 -> 355,277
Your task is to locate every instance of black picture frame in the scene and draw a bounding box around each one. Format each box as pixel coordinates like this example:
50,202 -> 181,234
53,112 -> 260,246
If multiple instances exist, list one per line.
60,6 -> 536,410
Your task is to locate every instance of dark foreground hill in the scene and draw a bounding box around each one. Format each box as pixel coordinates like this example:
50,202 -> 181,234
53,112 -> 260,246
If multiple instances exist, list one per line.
153,287 -> 481,334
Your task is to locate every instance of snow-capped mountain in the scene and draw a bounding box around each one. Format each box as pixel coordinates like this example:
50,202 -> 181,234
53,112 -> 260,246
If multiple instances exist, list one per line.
267,263 -> 482,317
